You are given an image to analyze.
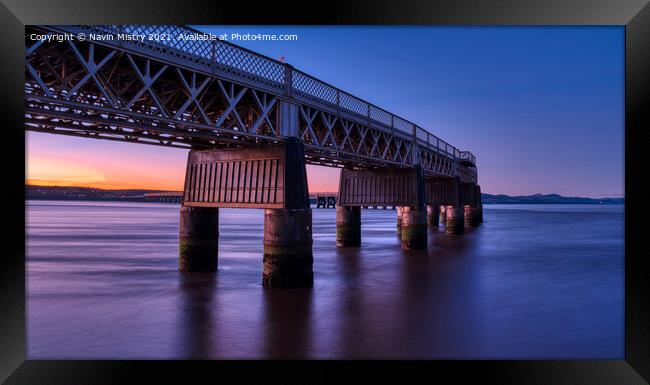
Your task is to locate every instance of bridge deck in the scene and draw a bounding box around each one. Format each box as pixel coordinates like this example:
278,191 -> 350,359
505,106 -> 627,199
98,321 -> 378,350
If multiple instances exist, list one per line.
25,25 -> 476,183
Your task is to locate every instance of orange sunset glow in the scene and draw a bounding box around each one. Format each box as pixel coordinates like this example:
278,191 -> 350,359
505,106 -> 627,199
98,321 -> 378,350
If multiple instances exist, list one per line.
27,155 -> 187,190
26,132 -> 342,192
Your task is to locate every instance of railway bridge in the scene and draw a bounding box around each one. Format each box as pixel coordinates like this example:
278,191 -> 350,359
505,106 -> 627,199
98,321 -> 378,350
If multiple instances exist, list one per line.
25,25 -> 482,288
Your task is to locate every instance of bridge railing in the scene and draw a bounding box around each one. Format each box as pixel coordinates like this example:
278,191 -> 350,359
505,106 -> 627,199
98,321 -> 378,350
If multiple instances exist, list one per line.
40,25 -> 476,174
459,151 -> 476,165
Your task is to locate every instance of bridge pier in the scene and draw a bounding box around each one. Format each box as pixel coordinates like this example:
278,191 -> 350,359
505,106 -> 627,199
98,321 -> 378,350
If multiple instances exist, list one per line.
396,206 -> 404,232
427,204 -> 440,227
445,205 -> 465,234
337,166 -> 426,247
263,208 -> 313,288
460,183 -> 481,228
439,205 -> 447,224
178,205 -> 219,272
475,185 -> 484,223
464,205 -> 480,227
401,206 -> 428,249
336,206 -> 361,247
180,138 -> 313,288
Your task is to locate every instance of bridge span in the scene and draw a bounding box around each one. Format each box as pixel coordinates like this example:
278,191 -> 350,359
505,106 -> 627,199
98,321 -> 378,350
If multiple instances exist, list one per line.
25,25 -> 482,288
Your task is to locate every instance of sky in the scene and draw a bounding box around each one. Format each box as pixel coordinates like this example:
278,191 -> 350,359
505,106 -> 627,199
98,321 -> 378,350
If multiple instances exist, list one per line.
26,26 -> 624,197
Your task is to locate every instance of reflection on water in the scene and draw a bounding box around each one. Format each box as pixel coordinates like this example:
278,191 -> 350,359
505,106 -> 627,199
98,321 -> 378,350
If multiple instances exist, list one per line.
26,201 -> 624,359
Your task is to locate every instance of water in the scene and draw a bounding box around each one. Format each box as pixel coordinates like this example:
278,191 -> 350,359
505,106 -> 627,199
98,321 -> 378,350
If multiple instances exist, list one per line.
26,201 -> 624,359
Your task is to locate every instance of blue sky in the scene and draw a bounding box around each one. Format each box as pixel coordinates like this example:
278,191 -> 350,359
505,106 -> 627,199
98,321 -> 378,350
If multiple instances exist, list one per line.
27,26 -> 624,197
194,26 -> 625,197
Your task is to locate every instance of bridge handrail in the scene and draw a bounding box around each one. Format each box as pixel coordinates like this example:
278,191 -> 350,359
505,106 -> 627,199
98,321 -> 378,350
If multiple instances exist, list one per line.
41,24 -> 476,168
459,151 -> 476,165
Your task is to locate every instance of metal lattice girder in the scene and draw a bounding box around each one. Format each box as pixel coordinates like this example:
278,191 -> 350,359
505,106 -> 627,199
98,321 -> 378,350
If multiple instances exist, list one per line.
125,54 -> 169,115
24,25 -> 477,184
65,41 -> 118,107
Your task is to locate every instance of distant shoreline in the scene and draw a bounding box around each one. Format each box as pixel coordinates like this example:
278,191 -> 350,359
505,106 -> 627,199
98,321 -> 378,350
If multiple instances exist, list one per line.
25,185 -> 624,205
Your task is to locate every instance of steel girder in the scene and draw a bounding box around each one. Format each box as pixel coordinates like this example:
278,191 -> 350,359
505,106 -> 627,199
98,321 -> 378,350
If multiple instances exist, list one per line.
24,25 -> 477,183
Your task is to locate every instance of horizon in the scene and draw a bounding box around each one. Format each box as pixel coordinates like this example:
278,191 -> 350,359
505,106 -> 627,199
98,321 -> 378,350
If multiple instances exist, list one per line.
24,183 -> 624,199
26,26 -> 624,199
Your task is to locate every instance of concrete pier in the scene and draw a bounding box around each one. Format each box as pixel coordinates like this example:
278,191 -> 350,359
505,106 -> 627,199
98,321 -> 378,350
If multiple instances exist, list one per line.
396,206 -> 404,231
178,205 -> 219,272
439,205 -> 447,224
427,205 -> 440,227
476,185 -> 484,223
464,205 -> 480,227
336,206 -> 361,247
263,208 -> 313,288
445,205 -> 465,234
400,206 -> 428,249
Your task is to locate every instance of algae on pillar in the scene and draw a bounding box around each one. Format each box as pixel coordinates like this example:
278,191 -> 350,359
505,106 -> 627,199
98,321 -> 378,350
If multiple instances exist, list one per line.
401,206 -> 427,249
336,205 -> 361,247
445,205 -> 465,234
178,205 -> 219,272
464,205 -> 480,227
263,208 -> 313,288
396,206 -> 404,232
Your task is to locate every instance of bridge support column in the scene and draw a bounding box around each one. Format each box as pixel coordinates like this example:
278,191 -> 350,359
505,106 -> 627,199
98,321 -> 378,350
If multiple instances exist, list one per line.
464,205 -> 480,227
263,208 -> 313,288
336,206 -> 361,247
445,205 -> 465,234
476,185 -> 484,223
439,205 -> 447,224
427,204 -> 440,227
179,205 -> 219,272
401,206 -> 427,249
396,206 -> 404,232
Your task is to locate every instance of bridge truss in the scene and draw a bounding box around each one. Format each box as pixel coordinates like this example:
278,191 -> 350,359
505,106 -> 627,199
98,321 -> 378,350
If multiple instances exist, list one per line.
24,25 -> 477,183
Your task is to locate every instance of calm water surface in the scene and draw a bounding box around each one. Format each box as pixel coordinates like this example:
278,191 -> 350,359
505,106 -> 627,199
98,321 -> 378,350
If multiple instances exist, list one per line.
26,201 -> 624,359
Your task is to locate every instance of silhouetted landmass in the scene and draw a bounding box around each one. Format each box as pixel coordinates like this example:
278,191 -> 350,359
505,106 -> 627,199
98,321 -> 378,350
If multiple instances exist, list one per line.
26,185 -> 169,201
481,193 -> 623,204
25,185 -> 624,204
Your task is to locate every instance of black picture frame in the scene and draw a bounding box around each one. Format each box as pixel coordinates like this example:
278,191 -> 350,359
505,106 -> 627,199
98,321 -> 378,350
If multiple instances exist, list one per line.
1,0 -> 648,383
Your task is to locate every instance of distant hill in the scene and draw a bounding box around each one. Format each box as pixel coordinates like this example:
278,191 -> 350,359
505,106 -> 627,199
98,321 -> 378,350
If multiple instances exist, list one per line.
481,193 -> 623,205
25,185 -> 624,204
26,185 -> 175,201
